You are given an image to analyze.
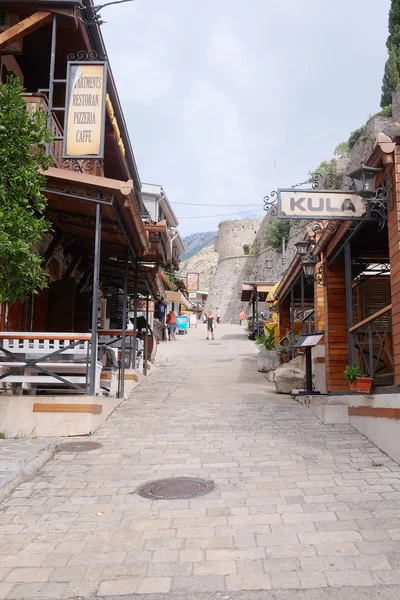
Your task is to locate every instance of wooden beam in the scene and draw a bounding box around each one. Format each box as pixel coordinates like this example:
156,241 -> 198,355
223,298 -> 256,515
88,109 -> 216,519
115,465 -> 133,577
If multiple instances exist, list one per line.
0,11 -> 52,51
349,406 -> 400,420
33,403 -> 102,414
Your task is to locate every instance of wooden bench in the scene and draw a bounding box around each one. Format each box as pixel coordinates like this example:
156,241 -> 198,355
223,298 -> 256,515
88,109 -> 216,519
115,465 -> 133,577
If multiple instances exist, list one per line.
0,333 -> 109,396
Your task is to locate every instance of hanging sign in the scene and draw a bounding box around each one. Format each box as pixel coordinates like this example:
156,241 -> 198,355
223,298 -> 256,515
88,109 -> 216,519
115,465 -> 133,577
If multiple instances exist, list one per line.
187,273 -> 200,291
63,62 -> 107,159
136,300 -> 155,312
278,189 -> 367,220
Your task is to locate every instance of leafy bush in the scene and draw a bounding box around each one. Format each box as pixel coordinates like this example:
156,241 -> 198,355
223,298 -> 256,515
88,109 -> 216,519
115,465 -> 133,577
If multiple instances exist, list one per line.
276,330 -> 298,358
334,142 -> 350,158
348,125 -> 367,149
255,325 -> 276,351
0,76 -> 52,304
264,220 -> 291,252
344,365 -> 363,382
376,104 -> 393,116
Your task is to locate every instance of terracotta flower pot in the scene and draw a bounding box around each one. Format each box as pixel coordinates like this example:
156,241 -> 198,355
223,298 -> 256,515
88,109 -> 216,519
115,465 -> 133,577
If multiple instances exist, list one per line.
347,381 -> 357,393
281,355 -> 291,364
355,377 -> 374,394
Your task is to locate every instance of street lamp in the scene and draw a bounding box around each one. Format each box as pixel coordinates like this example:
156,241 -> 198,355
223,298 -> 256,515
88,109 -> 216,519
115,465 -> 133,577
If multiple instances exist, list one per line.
302,254 -> 318,280
348,165 -> 382,199
295,240 -> 309,257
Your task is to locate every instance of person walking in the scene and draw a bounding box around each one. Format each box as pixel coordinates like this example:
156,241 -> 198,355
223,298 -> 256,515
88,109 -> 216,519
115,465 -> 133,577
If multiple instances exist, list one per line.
239,310 -> 246,325
216,307 -> 221,324
166,310 -> 177,341
206,310 -> 215,341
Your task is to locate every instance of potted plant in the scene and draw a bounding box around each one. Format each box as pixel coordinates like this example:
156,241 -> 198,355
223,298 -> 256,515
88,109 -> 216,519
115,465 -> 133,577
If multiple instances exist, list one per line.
276,331 -> 298,364
255,326 -> 280,373
344,365 -> 361,392
344,366 -> 374,393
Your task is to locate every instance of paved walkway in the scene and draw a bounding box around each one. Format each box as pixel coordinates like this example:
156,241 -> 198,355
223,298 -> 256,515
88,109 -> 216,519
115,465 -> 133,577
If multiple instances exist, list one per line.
1,324 -> 400,599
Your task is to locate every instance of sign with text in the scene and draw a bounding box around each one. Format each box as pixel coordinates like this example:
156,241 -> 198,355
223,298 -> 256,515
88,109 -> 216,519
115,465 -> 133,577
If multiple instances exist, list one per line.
136,300 -> 155,312
295,332 -> 324,348
278,189 -> 367,220
63,62 -> 107,159
187,273 -> 200,291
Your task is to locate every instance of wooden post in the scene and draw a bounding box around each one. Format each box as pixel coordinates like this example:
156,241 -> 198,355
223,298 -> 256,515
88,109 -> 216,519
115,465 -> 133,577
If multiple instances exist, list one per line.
389,148 -> 400,385
324,256 -> 348,391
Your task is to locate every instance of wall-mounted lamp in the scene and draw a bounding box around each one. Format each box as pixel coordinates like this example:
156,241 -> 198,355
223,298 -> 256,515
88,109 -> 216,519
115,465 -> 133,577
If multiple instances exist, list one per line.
302,254 -> 325,286
295,240 -> 309,257
348,165 -> 382,199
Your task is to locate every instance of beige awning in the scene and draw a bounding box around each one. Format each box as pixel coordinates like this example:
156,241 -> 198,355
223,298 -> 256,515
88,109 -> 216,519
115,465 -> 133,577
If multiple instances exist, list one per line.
165,291 -> 181,302
257,284 -> 275,293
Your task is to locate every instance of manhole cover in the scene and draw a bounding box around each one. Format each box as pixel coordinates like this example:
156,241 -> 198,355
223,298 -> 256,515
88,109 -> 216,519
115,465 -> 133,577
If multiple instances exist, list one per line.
137,477 -> 214,500
56,441 -> 103,453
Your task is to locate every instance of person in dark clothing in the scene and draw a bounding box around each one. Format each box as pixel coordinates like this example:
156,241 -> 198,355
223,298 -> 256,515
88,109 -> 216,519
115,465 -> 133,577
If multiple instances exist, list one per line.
206,310 -> 215,341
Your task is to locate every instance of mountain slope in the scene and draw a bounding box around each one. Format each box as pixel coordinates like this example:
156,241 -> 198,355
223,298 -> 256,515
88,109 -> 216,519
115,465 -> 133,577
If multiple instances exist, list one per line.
181,231 -> 217,261
179,244 -> 218,291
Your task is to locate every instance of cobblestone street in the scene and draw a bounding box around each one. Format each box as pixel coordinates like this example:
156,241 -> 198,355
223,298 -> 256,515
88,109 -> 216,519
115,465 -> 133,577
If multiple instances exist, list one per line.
1,325 -> 400,599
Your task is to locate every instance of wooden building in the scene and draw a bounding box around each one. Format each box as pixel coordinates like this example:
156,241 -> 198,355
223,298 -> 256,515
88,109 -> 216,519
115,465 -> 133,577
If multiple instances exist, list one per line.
0,0 -> 184,427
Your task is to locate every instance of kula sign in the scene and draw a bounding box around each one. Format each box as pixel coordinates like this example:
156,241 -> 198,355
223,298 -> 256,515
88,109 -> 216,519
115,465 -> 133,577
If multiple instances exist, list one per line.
63,62 -> 108,159
278,189 -> 367,220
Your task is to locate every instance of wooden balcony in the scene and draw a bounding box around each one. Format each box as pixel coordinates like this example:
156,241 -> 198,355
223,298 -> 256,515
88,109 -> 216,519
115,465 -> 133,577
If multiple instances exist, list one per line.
349,304 -> 394,385
24,93 -> 103,176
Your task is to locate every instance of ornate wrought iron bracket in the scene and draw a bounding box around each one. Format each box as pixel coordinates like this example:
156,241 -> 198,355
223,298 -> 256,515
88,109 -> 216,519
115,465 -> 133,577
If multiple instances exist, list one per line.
365,173 -> 392,229
62,158 -> 104,173
314,264 -> 325,287
67,50 -> 107,62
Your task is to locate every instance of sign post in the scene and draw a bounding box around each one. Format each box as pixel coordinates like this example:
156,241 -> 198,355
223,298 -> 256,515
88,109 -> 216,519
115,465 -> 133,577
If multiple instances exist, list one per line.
294,332 -> 324,395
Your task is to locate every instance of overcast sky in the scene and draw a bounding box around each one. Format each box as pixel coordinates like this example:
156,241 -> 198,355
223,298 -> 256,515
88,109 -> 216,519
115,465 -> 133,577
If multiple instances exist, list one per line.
102,0 -> 390,237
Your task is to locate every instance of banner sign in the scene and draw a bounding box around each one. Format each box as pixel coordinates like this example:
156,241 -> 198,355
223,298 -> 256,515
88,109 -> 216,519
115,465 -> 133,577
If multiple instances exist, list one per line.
137,300 -> 155,312
278,189 -> 367,220
187,273 -> 200,291
63,62 -> 107,159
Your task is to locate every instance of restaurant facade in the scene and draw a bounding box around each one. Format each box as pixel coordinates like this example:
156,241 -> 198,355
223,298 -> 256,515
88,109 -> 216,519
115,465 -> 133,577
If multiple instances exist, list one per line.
0,0 -> 184,435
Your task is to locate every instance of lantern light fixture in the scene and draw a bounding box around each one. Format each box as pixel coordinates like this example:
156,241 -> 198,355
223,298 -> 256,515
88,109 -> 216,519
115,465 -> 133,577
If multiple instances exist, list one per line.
302,254 -> 318,280
348,165 -> 382,199
295,240 -> 309,257
302,254 -> 325,286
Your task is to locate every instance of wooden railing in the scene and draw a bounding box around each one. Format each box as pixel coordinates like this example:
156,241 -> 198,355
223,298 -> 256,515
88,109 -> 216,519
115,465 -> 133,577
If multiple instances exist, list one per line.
23,94 -> 103,176
349,304 -> 393,385
24,94 -> 63,168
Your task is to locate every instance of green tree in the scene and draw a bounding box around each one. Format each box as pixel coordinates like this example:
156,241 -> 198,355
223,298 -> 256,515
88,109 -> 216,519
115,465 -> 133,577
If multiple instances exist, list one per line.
264,219 -> 291,253
334,141 -> 350,158
381,0 -> 400,108
0,76 -> 52,305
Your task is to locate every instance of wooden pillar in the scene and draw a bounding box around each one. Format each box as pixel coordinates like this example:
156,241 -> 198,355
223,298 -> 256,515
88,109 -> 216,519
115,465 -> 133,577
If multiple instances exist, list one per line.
324,256 -> 348,391
279,297 -> 290,339
389,148 -> 400,384
314,261 -> 325,332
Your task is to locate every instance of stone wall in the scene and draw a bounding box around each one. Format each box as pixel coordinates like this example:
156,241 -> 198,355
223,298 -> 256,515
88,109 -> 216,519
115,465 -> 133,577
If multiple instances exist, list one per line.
205,213 -> 306,323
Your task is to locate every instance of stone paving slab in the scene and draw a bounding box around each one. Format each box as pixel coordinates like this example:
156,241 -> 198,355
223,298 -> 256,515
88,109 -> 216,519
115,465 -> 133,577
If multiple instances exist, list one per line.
1,325 -> 400,598
0,438 -> 57,500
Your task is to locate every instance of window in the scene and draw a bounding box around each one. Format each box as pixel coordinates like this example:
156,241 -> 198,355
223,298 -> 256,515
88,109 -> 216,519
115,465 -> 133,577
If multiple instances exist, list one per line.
243,245 -> 250,255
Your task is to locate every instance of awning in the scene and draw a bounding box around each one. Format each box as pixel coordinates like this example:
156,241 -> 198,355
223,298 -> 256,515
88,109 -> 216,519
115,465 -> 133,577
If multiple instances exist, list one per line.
257,284 -> 275,293
266,281 -> 281,304
165,290 -> 193,308
165,291 -> 181,303
241,281 -> 277,302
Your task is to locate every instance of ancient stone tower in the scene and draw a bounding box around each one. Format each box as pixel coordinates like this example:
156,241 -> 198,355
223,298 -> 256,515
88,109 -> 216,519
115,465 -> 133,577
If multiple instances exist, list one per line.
204,218 -> 262,323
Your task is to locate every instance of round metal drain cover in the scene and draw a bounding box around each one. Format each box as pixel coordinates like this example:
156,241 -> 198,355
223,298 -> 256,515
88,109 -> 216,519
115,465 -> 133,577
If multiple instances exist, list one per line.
137,477 -> 214,500
57,441 -> 103,453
